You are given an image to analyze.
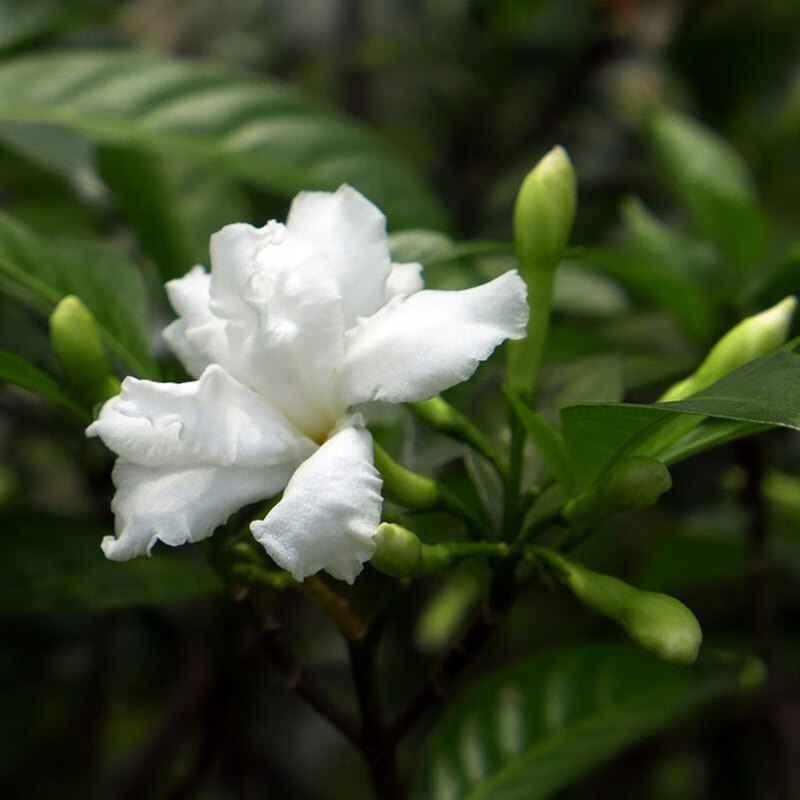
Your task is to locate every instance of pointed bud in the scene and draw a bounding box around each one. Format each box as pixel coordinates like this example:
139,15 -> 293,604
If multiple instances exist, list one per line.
660,296 -> 797,402
50,296 -> 119,404
564,456 -> 671,525
538,549 -> 702,665
513,146 -> 577,272
509,146 -> 577,398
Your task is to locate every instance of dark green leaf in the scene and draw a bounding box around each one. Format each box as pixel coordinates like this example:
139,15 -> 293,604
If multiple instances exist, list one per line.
646,110 -> 768,270
0,512 -> 222,614
0,347 -> 85,417
0,51 -> 447,231
411,643 -> 747,800
561,352 -> 800,485
0,210 -> 154,377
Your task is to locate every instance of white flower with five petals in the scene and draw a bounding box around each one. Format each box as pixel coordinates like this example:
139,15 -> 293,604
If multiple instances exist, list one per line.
87,186 -> 529,583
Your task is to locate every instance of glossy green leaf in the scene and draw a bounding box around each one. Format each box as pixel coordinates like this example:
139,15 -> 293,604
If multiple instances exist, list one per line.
0,512 -> 222,614
0,210 -> 154,377
0,347 -> 85,417
646,109 -> 768,270
0,51 -> 447,231
562,351 -> 800,485
411,643 -> 747,800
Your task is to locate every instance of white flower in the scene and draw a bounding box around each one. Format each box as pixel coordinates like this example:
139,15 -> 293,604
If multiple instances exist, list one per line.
87,186 -> 529,583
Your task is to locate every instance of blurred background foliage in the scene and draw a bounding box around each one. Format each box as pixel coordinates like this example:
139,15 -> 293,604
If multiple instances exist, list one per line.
0,0 -> 798,798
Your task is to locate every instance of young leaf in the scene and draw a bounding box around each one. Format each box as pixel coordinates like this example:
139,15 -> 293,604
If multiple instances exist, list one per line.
0,512 -> 222,614
411,643 -> 749,800
0,51 -> 447,231
646,109 -> 768,270
0,211 -> 154,377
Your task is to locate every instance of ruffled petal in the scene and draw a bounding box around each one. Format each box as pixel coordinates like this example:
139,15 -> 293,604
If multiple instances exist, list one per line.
339,270 -> 529,406
87,365 -> 314,469
251,426 -> 382,583
287,185 -> 392,326
222,252 -> 347,439
207,220 -> 284,323
163,266 -> 229,378
102,460 -> 292,560
385,262 -> 424,300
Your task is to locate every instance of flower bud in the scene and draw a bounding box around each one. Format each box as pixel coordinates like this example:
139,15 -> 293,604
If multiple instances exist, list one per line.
513,146 -> 577,272
50,295 -> 119,404
509,146 -> 577,397
370,523 -> 452,578
563,456 -> 671,525
660,296 -> 797,402
371,523 -> 424,578
539,549 -> 702,665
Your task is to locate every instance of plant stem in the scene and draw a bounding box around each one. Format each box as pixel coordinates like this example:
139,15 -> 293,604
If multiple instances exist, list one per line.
244,600 -> 362,746
390,599 -> 502,741
349,633 -> 398,800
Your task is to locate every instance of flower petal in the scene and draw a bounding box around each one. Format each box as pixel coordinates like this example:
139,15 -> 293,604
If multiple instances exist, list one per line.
102,460 -> 291,560
287,185 -> 392,325
87,365 -> 314,468
385,262 -> 424,300
251,426 -> 382,583
339,270 -> 529,405
207,220 -> 284,323
163,266 -> 229,378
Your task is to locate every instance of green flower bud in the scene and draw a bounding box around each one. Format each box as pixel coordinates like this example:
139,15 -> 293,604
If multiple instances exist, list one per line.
563,456 -> 671,525
538,549 -> 702,665
371,524 -> 505,579
513,145 -> 577,272
371,523 -> 424,578
509,146 -> 577,398
660,296 -> 797,402
373,443 -> 440,510
50,296 -> 119,404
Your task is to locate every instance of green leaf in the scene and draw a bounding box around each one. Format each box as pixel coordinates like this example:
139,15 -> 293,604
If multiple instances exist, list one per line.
0,512 -> 222,614
568,245 -> 714,344
561,351 -> 800,486
0,51 -> 447,231
646,109 -> 768,270
0,210 -> 154,377
0,0 -> 103,54
97,144 -> 250,281
388,231 -> 509,265
505,386 -> 576,493
411,643 -> 747,800
0,347 -> 85,417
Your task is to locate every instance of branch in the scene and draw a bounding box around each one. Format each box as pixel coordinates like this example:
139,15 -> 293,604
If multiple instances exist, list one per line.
390,600 -> 502,741
243,598 -> 362,746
